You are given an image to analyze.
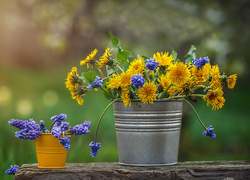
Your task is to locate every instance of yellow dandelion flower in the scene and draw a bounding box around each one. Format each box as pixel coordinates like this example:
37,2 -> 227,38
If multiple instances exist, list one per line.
80,49 -> 98,68
120,72 -> 132,87
203,89 -> 225,110
127,57 -> 145,75
191,63 -> 211,84
158,74 -> 171,90
158,75 -> 179,96
69,87 -> 87,105
98,48 -> 112,68
227,74 -> 237,89
107,74 -> 121,89
167,62 -> 191,87
121,87 -> 131,107
210,65 -> 222,89
138,81 -> 157,104
153,52 -> 174,66
65,67 -> 78,89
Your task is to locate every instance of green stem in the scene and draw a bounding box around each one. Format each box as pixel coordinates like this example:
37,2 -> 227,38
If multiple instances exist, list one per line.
128,86 -> 137,99
116,65 -> 124,73
168,95 -> 186,99
97,68 -> 105,78
158,84 -> 173,99
167,94 -> 204,100
191,94 -> 205,98
191,85 -> 206,89
50,121 -> 56,132
94,98 -> 121,143
184,99 -> 207,130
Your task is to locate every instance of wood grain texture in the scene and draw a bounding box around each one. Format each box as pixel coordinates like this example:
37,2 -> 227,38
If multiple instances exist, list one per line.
15,161 -> 250,180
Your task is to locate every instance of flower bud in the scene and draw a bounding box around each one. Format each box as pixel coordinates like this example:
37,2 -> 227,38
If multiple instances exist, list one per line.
106,57 -> 113,66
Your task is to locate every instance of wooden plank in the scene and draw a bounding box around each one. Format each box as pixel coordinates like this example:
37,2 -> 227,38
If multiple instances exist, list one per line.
15,161 -> 250,180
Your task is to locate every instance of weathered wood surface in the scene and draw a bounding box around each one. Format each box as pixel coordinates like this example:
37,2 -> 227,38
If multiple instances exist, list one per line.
15,161 -> 250,180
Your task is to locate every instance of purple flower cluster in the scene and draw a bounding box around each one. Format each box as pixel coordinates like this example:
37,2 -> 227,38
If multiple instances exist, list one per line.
61,122 -> 70,131
192,56 -> 210,70
9,114 -> 91,151
51,113 -> 67,126
146,58 -> 159,70
71,121 -> 91,135
50,114 -> 91,150
5,165 -> 19,175
59,135 -> 71,150
51,114 -> 70,138
51,125 -> 63,138
9,119 -> 41,140
131,74 -> 145,88
88,76 -> 104,89
8,119 -> 26,139
39,120 -> 49,133
9,119 -> 28,129
89,141 -> 101,157
203,125 -> 216,139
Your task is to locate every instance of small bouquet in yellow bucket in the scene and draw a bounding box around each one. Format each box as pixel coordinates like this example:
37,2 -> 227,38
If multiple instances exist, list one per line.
6,114 -> 91,173
65,32 -> 237,157
8,114 -> 91,150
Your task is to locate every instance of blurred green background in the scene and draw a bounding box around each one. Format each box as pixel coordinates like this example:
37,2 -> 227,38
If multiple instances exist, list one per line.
1,0 -> 249,179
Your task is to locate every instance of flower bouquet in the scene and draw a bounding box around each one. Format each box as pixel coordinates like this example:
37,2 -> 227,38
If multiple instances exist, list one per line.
6,114 -> 91,173
65,32 -> 237,158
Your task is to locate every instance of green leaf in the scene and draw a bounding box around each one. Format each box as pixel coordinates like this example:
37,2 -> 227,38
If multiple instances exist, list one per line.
117,47 -> 133,63
170,47 -> 179,63
175,58 -> 181,63
82,71 -> 97,83
186,45 -> 196,57
109,31 -> 120,49
185,56 -> 194,64
123,50 -> 133,57
185,45 -> 197,64
123,59 -> 130,71
142,56 -> 150,60
170,47 -> 177,58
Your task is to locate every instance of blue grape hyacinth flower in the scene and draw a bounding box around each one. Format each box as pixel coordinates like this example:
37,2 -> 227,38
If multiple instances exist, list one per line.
26,129 -> 40,140
39,120 -> 49,133
131,74 -> 145,88
15,129 -> 28,140
72,121 -> 91,135
82,120 -> 91,129
11,119 -> 41,140
8,119 -> 28,130
203,125 -> 216,139
51,113 -> 67,126
89,141 -> 101,157
60,122 -> 70,131
192,56 -> 210,70
59,135 -> 71,150
5,165 -> 19,175
51,125 -> 63,138
88,76 -> 104,89
146,58 -> 159,71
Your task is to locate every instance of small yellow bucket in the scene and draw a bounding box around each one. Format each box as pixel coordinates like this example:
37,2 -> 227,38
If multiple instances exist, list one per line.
35,133 -> 68,169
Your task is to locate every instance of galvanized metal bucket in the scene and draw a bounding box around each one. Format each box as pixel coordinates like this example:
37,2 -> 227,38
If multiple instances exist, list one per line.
113,99 -> 183,166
